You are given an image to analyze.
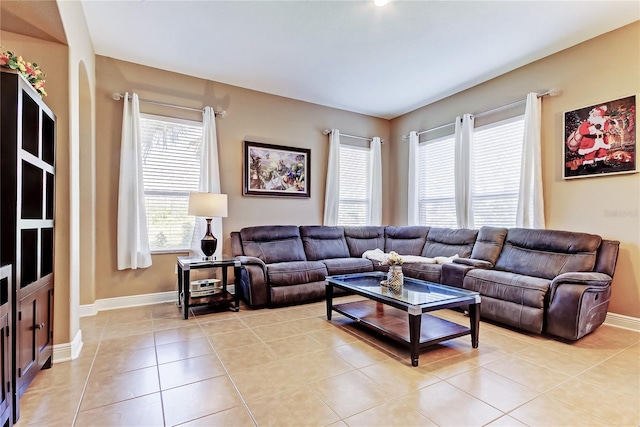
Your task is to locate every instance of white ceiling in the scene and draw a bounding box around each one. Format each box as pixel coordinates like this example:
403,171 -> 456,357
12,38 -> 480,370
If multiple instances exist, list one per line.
81,0 -> 639,119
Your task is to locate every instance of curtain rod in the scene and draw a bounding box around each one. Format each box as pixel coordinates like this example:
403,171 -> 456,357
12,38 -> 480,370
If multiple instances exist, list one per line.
112,92 -> 226,117
402,88 -> 560,140
322,129 -> 384,144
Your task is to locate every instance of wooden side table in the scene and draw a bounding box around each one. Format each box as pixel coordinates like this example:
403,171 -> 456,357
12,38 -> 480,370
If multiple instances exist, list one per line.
176,256 -> 241,319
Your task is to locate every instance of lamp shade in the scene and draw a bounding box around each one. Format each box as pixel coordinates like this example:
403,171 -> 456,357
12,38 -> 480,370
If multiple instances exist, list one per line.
188,192 -> 228,218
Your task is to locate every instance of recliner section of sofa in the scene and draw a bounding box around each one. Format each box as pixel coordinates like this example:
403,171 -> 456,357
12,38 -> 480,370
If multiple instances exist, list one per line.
461,227 -> 619,340
230,224 -> 619,340
235,225 -> 328,307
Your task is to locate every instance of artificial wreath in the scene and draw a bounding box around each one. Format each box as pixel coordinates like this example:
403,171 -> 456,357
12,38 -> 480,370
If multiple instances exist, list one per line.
0,48 -> 47,97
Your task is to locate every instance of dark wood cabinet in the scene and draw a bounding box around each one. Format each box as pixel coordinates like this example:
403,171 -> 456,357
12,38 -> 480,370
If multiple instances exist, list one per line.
0,266 -> 13,427
16,280 -> 53,398
1,69 -> 55,424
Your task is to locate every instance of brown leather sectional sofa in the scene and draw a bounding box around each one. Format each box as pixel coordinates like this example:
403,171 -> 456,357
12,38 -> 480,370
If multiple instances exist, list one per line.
230,225 -> 619,340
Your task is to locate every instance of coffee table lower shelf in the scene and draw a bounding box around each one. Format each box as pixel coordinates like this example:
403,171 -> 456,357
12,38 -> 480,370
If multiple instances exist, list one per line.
333,300 -> 472,364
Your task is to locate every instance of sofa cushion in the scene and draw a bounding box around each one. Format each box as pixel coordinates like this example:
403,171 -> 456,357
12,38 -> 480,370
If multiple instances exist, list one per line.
478,296 -> 544,334
321,258 -> 374,276
240,225 -> 306,264
343,226 -> 385,257
270,282 -> 327,306
384,226 -> 430,255
463,269 -> 550,309
469,226 -> 508,265
300,226 -> 350,260
495,228 -> 601,280
401,263 -> 443,284
422,227 -> 477,258
266,261 -> 327,286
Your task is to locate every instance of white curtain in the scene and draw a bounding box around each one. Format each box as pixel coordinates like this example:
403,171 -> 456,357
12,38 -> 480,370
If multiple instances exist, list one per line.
117,92 -> 152,270
190,107 -> 224,259
517,93 -> 546,228
454,114 -> 475,229
323,129 -> 341,226
407,131 -> 420,226
369,136 -> 383,226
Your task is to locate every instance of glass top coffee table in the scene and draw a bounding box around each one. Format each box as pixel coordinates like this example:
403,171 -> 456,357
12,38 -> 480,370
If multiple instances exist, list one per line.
326,272 -> 481,366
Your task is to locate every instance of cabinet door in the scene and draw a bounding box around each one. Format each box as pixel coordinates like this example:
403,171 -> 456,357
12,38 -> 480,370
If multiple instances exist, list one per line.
35,285 -> 53,369
16,280 -> 53,398
0,313 -> 11,427
16,292 -> 37,397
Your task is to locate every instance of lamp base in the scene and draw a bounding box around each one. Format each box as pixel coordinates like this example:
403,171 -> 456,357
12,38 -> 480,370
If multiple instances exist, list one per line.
201,218 -> 217,260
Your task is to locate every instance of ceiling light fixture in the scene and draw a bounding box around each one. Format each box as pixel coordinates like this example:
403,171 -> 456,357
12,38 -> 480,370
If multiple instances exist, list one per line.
374,0 -> 389,7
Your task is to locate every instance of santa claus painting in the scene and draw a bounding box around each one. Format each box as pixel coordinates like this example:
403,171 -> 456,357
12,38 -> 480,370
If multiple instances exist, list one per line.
564,95 -> 636,179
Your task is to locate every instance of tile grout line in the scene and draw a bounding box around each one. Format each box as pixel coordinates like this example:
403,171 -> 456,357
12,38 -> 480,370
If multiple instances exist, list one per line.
71,319 -> 107,426
195,309 -> 260,427
152,313 -> 168,427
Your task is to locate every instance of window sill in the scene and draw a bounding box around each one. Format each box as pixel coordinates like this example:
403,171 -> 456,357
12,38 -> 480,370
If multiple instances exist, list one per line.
151,249 -> 191,256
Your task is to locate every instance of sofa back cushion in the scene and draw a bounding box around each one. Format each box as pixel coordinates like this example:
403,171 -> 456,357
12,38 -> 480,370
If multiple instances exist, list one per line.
422,227 -> 477,258
595,239 -> 620,277
470,226 -> 508,265
384,226 -> 430,255
300,226 -> 350,261
495,228 -> 601,279
240,225 -> 306,264
343,226 -> 385,257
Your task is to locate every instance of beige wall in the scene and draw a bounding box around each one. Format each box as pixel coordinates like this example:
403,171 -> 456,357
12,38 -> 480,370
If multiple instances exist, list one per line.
0,30 -> 72,342
93,56 -> 390,300
390,22 -> 640,318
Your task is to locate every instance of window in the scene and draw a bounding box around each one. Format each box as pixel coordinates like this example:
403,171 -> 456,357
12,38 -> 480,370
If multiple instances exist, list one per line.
337,144 -> 371,226
140,115 -> 203,251
418,135 -> 457,228
416,115 -> 525,229
472,116 -> 524,228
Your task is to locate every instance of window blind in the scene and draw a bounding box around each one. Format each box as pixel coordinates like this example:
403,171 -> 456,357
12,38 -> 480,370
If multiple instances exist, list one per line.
140,114 -> 203,251
472,116 -> 524,228
337,144 -> 371,226
418,135 -> 457,228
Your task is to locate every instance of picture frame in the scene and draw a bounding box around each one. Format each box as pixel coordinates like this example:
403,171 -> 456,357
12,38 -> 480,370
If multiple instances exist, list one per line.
563,95 -> 636,179
243,141 -> 311,197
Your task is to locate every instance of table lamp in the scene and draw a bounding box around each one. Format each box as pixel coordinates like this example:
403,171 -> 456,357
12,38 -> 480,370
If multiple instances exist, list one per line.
187,192 -> 228,259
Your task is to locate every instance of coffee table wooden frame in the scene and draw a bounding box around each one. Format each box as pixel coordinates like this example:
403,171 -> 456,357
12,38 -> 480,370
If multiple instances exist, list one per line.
326,272 -> 481,366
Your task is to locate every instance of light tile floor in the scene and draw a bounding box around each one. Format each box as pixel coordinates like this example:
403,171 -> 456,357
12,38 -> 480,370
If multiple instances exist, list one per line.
16,296 -> 640,426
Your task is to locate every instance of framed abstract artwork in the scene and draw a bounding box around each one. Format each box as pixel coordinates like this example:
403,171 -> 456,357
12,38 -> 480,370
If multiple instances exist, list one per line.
243,141 -> 310,197
563,95 -> 636,179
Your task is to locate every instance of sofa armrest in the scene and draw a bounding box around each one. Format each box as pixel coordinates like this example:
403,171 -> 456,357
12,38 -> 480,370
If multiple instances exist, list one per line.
546,272 -> 613,341
441,262 -> 473,288
235,256 -> 269,308
236,256 -> 266,270
453,258 -> 493,269
549,272 -> 612,301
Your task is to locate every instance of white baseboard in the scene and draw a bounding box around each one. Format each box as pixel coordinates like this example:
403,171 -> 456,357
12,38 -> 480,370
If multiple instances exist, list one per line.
604,312 -> 640,332
53,329 -> 83,363
79,290 -> 177,317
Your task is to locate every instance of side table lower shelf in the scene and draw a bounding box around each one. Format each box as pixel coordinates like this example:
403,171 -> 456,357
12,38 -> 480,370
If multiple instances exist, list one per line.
176,257 -> 241,319
179,285 -> 236,310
